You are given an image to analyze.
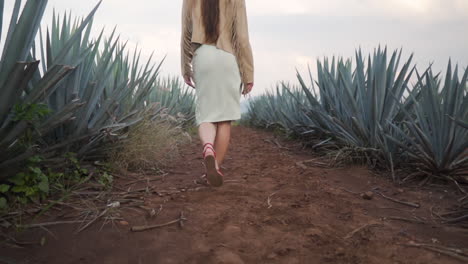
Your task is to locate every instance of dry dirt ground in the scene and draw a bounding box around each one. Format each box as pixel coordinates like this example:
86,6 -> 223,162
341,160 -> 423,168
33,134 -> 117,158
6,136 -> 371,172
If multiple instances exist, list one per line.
1,126 -> 467,264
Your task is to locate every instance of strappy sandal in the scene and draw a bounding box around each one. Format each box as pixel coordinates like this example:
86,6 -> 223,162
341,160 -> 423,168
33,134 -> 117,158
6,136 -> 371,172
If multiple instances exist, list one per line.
202,143 -> 224,187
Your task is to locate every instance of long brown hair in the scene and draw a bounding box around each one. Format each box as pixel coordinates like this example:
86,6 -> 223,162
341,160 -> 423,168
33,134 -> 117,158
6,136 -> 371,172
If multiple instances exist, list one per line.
201,0 -> 220,43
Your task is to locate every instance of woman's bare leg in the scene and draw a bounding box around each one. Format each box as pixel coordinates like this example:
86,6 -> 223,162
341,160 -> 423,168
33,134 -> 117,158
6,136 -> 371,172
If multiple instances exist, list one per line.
198,122 -> 217,162
214,121 -> 232,168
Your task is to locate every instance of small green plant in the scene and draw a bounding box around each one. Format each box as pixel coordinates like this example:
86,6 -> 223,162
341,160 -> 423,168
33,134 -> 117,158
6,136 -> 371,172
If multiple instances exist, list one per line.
12,103 -> 51,122
0,153 -> 92,210
6,156 -> 50,205
11,103 -> 52,147
65,152 -> 89,179
98,171 -> 113,189
0,184 -> 10,210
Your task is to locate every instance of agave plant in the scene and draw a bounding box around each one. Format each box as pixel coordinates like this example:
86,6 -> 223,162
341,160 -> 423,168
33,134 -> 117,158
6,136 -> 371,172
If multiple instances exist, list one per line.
39,10 -> 166,158
0,0 -> 195,179
245,83 -> 315,137
149,77 -> 196,126
0,0 -> 99,175
292,47 -> 420,179
387,63 -> 468,180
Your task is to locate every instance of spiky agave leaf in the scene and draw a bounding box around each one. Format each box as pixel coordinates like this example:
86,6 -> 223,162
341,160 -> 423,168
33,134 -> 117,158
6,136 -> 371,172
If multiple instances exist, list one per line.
293,47 -> 418,180
0,1 -> 104,177
387,62 -> 468,176
149,76 -> 196,125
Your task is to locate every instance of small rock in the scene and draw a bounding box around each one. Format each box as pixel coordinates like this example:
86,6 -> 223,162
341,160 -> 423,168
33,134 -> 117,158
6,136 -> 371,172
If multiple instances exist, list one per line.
149,209 -> 156,217
267,253 -> 277,259
361,191 -> 374,200
305,227 -> 323,237
40,236 -> 47,246
276,248 -> 293,256
223,225 -> 241,236
107,201 -> 120,208
335,247 -> 345,256
119,221 -> 129,226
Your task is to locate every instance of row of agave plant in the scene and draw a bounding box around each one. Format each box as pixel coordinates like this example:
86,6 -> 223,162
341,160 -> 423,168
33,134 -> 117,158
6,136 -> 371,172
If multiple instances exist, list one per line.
244,47 -> 467,185
0,0 -> 195,180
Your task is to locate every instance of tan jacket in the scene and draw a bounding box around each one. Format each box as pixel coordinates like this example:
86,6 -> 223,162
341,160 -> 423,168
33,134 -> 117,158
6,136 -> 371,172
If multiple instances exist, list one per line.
181,0 -> 254,84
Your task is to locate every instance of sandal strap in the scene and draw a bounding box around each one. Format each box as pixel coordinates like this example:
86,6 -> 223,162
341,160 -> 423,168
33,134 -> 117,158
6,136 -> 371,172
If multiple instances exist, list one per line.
203,148 -> 216,158
202,144 -> 216,158
203,143 -> 215,151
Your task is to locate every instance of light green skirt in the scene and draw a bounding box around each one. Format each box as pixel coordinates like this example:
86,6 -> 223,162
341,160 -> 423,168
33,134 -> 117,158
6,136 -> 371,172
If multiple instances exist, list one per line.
192,44 -> 242,126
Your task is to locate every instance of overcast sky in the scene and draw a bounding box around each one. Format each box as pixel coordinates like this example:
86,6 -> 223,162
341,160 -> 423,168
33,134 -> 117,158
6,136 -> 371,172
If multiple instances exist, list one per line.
3,0 -> 468,96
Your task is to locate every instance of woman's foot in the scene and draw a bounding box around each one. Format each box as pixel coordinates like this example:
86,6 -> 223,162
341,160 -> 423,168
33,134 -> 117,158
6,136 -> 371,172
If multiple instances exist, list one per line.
203,143 -> 223,187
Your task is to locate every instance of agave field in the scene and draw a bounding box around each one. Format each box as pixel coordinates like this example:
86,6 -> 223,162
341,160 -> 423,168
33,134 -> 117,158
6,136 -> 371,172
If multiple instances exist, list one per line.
244,47 -> 468,187
0,0 -> 195,209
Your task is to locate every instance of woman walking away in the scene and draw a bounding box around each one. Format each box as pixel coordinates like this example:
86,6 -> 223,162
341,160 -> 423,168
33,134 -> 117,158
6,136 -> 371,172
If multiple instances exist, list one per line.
181,0 -> 254,187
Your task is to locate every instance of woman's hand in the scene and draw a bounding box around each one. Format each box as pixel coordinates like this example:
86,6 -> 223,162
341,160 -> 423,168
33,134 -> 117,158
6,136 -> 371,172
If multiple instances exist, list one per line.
184,74 -> 195,88
242,82 -> 254,95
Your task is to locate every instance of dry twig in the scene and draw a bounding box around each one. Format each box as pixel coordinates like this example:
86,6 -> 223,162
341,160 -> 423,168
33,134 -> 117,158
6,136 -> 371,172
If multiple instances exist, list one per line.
17,220 -> 85,229
76,208 -> 110,234
443,214 -> 468,224
131,212 -> 187,232
402,242 -> 468,262
340,188 -> 361,195
267,192 -> 278,209
263,139 -> 289,150
386,216 -> 427,224
373,189 -> 420,208
344,222 -> 383,239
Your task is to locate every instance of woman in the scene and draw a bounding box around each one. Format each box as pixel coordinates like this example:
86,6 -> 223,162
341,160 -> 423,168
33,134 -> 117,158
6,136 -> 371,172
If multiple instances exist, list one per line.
181,0 -> 254,187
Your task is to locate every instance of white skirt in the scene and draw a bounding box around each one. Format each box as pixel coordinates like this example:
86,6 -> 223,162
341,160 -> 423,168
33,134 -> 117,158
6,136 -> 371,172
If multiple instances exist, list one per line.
192,44 -> 242,125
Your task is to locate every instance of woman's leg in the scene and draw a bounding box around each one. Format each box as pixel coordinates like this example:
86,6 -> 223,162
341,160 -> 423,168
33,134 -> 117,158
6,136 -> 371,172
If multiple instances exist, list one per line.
198,122 -> 218,166
214,121 -> 232,167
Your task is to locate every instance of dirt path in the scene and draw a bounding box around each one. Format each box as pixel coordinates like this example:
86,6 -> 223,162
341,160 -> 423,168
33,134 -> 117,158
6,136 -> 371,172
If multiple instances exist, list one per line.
1,126 -> 467,264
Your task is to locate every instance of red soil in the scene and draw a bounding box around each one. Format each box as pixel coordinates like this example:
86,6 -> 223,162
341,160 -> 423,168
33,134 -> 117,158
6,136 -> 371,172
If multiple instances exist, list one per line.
1,126 -> 467,264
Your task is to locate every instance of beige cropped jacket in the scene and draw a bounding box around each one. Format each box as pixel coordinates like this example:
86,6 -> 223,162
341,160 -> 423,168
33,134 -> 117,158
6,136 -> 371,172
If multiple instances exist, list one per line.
181,0 -> 254,85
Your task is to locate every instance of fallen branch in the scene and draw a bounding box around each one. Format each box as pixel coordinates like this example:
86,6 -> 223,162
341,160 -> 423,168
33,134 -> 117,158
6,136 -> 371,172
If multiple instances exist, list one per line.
458,195 -> 468,203
373,190 -> 420,208
375,207 -> 417,214
0,233 -> 37,246
340,188 -> 361,195
76,208 -> 110,234
17,220 -> 85,229
263,139 -> 289,150
386,216 -> 427,224
131,212 -> 187,232
344,222 -> 382,240
402,242 -> 468,262
443,214 -> 468,224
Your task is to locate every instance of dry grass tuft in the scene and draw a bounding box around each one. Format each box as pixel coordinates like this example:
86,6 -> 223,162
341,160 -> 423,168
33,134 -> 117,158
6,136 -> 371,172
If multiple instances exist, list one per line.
109,117 -> 192,172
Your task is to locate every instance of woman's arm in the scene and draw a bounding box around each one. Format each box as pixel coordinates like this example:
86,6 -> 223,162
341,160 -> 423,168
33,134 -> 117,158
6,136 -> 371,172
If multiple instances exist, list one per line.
235,0 -> 254,86
181,0 -> 194,86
